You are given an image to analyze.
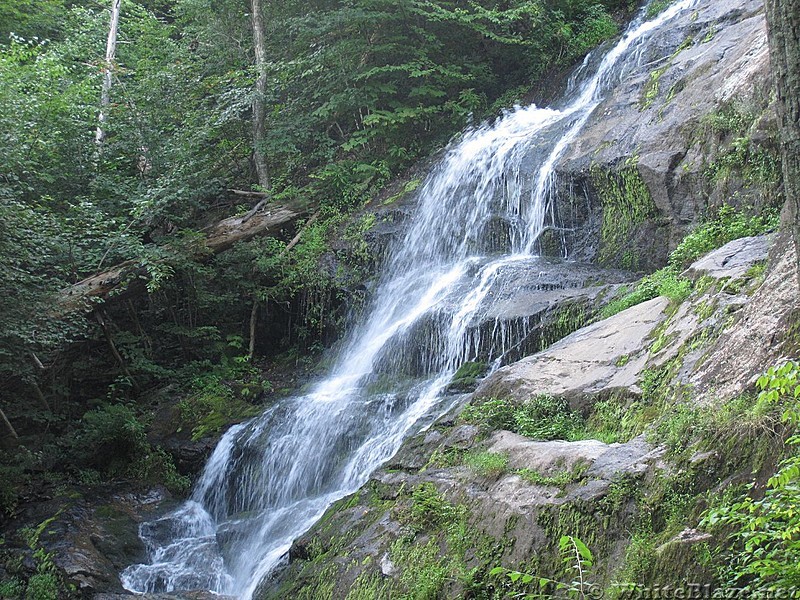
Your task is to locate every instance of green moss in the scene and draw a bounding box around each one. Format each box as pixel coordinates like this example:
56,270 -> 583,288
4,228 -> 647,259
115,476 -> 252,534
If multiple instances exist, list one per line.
449,361 -> 488,390
640,36 -> 694,111
590,159 -> 659,268
640,65 -> 669,110
539,303 -> 588,351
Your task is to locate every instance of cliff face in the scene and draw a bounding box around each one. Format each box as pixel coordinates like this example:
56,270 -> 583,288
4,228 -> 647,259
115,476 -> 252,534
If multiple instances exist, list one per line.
548,0 -> 778,270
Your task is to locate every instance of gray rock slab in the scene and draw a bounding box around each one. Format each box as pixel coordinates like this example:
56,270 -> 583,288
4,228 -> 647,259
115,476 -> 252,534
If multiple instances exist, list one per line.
475,296 -> 670,407
684,234 -> 773,281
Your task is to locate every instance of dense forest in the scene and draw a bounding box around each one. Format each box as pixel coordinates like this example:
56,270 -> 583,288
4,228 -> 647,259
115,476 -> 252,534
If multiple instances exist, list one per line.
0,0 -> 634,537
4,0 -> 800,597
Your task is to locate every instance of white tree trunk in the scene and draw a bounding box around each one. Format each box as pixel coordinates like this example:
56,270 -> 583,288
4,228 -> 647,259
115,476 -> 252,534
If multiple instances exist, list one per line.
96,0 -> 122,145
251,0 -> 269,189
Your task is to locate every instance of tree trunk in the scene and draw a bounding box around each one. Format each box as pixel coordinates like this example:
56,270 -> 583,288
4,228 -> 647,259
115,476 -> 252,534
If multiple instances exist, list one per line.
57,199 -> 310,314
96,0 -> 121,146
248,298 -> 259,358
251,0 -> 269,189
245,211 -> 319,357
96,312 -> 141,394
0,407 -> 19,449
764,0 -> 800,280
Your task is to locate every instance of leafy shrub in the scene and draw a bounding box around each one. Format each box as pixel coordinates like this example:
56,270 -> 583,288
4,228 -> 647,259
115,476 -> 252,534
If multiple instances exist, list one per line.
600,268 -> 691,318
0,457 -> 30,518
600,205 -> 776,319
461,395 -> 584,441
130,447 -> 191,495
514,395 -> 584,441
406,483 -> 463,531
460,398 -> 516,430
701,361 -> 800,592
72,403 -> 148,473
668,205 -> 778,271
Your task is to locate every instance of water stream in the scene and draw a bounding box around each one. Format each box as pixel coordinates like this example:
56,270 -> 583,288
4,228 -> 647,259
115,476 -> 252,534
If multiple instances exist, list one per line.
122,1 -> 695,596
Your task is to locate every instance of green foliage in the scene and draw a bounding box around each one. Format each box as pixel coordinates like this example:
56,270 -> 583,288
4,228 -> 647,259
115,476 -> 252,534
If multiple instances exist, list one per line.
1,513 -> 69,600
177,359 -> 264,441
645,0 -> 675,19
591,159 -> 658,268
130,446 -> 191,495
700,361 -> 800,592
69,402 -> 188,493
514,395 -> 585,441
461,395 -> 585,441
0,452 -> 32,518
599,204 -> 775,319
600,268 -> 691,318
489,535 -> 594,599
701,104 -> 782,190
669,204 -> 779,270
518,460 -> 590,489
73,403 -> 149,472
463,450 -> 509,478
406,482 -> 464,531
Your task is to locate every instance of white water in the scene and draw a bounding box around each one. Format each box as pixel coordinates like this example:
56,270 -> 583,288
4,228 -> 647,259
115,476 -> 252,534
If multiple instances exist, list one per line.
122,1 -> 695,596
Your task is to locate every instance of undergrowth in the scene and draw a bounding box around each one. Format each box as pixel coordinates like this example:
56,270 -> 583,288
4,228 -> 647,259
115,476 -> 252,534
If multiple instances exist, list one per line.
600,204 -> 777,319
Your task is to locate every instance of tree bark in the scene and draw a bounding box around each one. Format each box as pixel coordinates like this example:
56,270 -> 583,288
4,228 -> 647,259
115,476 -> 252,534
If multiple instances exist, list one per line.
96,0 -> 121,146
0,407 -> 19,449
251,0 -> 269,189
95,312 -> 141,394
764,0 -> 800,281
248,298 -> 259,358
58,200 -> 310,314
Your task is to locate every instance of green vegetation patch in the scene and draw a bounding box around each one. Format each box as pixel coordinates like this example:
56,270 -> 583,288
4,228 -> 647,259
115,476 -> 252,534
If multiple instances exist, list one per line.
462,395 -> 585,441
599,204 -> 777,320
590,158 -> 659,268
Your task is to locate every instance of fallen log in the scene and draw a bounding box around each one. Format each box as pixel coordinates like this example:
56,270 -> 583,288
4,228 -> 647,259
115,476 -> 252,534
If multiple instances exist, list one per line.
58,200 -> 311,314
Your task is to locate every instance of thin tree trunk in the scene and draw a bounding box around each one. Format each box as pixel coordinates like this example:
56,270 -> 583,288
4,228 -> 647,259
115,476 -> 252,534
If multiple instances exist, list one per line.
96,0 -> 122,146
0,407 -> 19,447
248,298 -> 259,358
251,0 -> 269,189
95,312 -> 140,394
764,0 -> 800,282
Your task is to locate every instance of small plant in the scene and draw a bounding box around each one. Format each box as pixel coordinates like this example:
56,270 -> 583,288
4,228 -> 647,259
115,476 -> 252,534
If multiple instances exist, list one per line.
463,450 -> 508,478
405,483 -> 463,531
700,361 -> 800,592
490,535 -> 594,598
668,205 -> 778,271
461,395 -> 585,441
514,395 -> 584,441
600,268 -> 691,319
518,460 -> 589,489
460,397 -> 516,430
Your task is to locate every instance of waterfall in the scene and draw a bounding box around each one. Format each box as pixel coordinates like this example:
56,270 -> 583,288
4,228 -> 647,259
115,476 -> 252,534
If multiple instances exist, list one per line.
121,1 -> 695,596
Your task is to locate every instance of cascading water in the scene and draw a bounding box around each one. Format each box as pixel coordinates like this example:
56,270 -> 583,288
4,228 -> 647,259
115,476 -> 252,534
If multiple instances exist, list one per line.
122,1 -> 695,596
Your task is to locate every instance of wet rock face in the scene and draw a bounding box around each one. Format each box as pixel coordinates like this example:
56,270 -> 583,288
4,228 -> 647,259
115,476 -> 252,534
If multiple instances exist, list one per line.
1,486 -> 175,597
552,0 -> 774,269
